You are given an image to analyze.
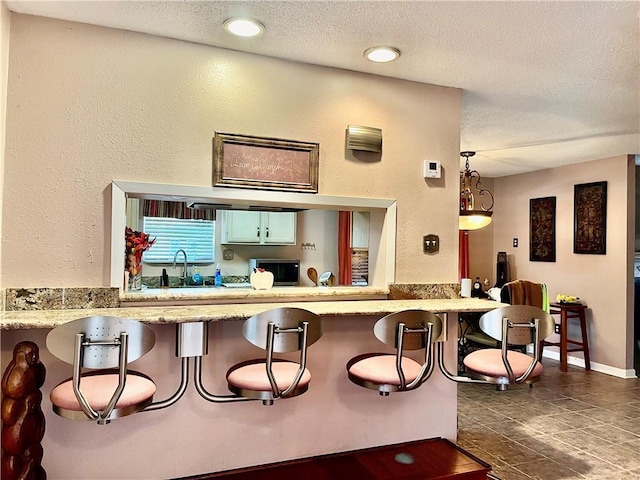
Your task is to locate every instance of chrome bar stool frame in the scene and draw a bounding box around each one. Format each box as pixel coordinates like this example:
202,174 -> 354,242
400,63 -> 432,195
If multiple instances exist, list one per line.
189,308 -> 323,406
226,307 -> 323,405
438,305 -> 554,391
346,310 -> 444,396
47,316 -> 190,425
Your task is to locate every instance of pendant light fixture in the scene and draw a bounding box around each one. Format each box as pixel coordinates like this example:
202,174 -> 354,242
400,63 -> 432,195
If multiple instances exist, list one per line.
459,151 -> 494,231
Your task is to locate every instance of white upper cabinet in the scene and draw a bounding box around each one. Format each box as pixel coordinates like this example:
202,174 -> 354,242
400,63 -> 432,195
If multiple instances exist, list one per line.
221,211 -> 262,244
221,211 -> 297,245
261,211 -> 297,244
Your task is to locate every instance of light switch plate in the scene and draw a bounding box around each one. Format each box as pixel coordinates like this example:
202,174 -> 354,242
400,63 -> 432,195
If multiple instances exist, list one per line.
423,234 -> 439,254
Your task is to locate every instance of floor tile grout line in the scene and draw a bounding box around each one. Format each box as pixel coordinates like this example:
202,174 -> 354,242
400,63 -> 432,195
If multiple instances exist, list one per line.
457,359 -> 640,480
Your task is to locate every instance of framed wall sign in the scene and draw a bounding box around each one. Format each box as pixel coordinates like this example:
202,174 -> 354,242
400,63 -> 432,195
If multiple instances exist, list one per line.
212,132 -> 319,193
574,181 -> 607,254
529,196 -> 556,262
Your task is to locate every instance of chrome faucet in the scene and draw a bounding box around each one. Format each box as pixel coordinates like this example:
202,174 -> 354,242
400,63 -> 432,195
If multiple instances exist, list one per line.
172,249 -> 188,286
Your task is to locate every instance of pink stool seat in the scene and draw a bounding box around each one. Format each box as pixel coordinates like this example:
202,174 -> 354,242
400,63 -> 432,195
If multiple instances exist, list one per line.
227,361 -> 311,392
464,349 -> 543,378
348,354 -> 422,385
50,372 -> 156,411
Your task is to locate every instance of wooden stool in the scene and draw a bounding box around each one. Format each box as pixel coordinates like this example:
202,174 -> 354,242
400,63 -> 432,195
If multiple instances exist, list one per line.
545,303 -> 591,372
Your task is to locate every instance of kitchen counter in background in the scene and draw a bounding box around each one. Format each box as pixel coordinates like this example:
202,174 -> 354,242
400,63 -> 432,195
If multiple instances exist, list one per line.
1,282 -> 482,330
0,298 -> 501,330
2,283 -> 462,311
120,285 -> 390,306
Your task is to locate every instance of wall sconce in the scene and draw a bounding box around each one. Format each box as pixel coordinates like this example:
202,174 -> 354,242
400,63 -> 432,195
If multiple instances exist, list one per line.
346,125 -> 382,153
459,151 -> 494,231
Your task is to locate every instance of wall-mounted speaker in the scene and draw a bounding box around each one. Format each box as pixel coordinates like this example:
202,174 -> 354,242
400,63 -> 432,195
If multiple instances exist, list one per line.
346,125 -> 382,153
496,251 -> 508,288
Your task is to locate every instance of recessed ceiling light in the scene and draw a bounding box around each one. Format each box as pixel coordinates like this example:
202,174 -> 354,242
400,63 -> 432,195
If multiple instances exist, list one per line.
363,46 -> 401,63
223,18 -> 264,37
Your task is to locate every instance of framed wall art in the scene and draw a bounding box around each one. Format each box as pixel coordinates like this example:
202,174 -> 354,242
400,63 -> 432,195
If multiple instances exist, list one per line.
574,181 -> 607,254
529,196 -> 556,262
212,132 -> 319,193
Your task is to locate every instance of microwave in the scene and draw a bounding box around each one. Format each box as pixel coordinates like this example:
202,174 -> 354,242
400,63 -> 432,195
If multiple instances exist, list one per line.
249,259 -> 300,286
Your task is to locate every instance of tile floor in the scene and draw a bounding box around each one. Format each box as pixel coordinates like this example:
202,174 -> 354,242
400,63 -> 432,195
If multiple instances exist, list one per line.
456,360 -> 640,479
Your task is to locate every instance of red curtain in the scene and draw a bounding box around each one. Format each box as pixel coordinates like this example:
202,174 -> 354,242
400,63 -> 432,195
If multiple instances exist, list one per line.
338,211 -> 352,285
458,229 -> 469,281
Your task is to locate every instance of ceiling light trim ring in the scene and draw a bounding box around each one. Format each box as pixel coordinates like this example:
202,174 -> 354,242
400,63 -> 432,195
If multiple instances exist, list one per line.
363,46 -> 401,63
223,18 -> 265,37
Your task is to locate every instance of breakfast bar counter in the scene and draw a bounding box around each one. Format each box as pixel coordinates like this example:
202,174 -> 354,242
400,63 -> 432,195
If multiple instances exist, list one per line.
1,297 -> 499,330
1,291 -> 501,480
119,285 -> 390,306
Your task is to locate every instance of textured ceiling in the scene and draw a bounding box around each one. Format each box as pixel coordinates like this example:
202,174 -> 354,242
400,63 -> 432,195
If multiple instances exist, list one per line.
6,0 -> 640,177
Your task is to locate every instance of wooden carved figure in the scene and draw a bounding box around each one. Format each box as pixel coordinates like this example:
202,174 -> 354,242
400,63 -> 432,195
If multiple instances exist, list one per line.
2,341 -> 47,480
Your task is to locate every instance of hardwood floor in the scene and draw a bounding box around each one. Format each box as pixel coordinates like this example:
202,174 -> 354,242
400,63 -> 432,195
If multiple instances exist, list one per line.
177,438 -> 491,480
174,359 -> 639,480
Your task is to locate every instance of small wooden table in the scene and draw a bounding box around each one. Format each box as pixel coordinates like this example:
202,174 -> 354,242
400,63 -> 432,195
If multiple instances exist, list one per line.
546,303 -> 591,372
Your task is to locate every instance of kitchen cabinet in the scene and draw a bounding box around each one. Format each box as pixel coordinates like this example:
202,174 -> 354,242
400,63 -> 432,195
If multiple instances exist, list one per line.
221,211 -> 297,245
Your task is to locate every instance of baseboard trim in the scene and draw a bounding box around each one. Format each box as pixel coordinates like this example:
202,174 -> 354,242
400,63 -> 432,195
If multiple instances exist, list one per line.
541,350 -> 637,379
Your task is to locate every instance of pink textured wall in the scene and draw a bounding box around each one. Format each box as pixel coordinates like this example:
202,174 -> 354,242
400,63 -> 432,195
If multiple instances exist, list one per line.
1,14 -> 462,478
0,3 -> 9,280
2,316 -> 461,479
2,14 -> 461,289
488,155 -> 634,372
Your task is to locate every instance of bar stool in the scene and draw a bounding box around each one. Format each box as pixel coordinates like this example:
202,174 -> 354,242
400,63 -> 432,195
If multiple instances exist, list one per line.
544,303 -> 591,372
47,317 -> 193,424
46,316 -> 157,424
438,305 -> 554,391
346,310 -> 443,396
226,307 -> 323,405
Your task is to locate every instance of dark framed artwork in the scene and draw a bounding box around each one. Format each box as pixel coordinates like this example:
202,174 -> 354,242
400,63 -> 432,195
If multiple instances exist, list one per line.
529,196 -> 556,262
574,181 -> 607,254
212,132 -> 319,193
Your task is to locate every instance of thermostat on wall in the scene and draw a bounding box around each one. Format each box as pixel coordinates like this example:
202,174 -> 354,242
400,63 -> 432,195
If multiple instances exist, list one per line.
423,160 -> 441,179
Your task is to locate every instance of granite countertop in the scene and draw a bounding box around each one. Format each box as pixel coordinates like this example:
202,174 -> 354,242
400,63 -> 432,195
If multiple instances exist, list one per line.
120,285 -> 390,306
1,298 -> 502,330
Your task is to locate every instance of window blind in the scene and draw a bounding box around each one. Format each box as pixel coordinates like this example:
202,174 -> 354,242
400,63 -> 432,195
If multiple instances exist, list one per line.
351,248 -> 369,285
142,217 -> 215,264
